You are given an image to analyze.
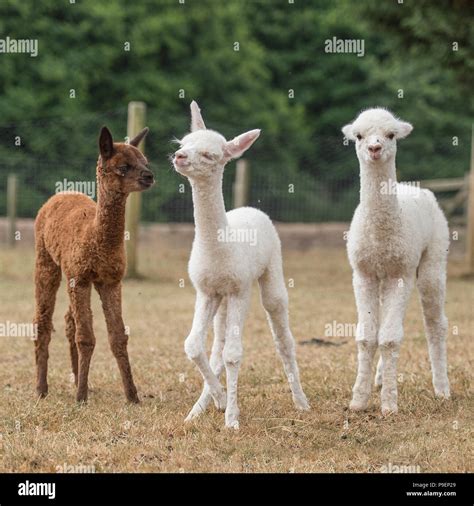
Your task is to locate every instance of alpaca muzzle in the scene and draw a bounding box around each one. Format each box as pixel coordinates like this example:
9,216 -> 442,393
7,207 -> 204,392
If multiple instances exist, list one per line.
139,169 -> 155,188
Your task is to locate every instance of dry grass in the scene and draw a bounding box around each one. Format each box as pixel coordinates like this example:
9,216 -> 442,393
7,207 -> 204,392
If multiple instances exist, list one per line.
0,243 -> 472,473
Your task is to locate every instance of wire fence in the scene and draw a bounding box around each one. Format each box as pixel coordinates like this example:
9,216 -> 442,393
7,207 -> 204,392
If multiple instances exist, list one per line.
0,158 -> 361,223
0,107 -> 469,224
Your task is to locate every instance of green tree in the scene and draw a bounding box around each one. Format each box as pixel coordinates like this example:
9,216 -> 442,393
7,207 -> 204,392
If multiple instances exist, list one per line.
0,0 -> 471,222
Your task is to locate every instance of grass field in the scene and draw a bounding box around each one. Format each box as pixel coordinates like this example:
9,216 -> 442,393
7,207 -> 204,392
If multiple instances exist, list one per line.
0,243 -> 472,473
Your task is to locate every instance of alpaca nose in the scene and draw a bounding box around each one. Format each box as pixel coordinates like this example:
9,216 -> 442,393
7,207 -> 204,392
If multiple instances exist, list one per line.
141,169 -> 154,182
175,151 -> 188,161
368,144 -> 382,153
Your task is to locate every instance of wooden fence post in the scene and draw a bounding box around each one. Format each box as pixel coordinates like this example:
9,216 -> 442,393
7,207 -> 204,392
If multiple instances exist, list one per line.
466,124 -> 474,273
125,101 -> 147,278
7,174 -> 18,247
233,159 -> 250,209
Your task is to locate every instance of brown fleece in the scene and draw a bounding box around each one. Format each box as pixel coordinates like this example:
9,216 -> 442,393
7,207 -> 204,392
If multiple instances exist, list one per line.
33,126 -> 153,403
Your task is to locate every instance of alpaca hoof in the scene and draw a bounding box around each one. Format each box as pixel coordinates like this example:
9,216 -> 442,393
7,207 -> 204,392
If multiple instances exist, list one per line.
294,394 -> 310,411
349,396 -> 369,411
434,385 -> 450,399
126,390 -> 140,403
374,375 -> 383,389
184,404 -> 205,422
225,419 -> 240,430
225,408 -> 240,429
381,405 -> 398,416
212,390 -> 227,411
76,393 -> 88,403
36,389 -> 48,399
184,411 -> 200,423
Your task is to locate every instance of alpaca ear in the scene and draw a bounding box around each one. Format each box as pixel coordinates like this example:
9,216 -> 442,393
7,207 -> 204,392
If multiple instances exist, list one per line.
190,101 -> 206,132
395,121 -> 413,139
342,123 -> 355,141
99,126 -> 114,160
129,127 -> 149,148
224,129 -> 261,161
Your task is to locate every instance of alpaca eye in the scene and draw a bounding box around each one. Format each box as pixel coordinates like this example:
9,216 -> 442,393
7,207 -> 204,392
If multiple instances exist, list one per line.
356,134 -> 362,140
118,165 -> 130,174
387,133 -> 395,140
202,152 -> 213,160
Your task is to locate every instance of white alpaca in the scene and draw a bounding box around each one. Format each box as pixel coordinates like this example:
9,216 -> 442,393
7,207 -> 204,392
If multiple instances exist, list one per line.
342,108 -> 450,415
172,101 -> 309,429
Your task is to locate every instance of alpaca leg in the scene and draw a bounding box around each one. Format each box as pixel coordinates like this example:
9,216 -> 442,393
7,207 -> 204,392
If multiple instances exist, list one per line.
68,282 -> 95,402
185,298 -> 228,421
223,289 -> 251,430
378,276 -> 415,414
95,283 -> 139,403
350,271 -> 379,411
374,355 -> 383,388
34,248 -> 61,398
184,292 -> 226,410
185,299 -> 227,421
258,269 -> 309,410
417,254 -> 450,398
65,307 -> 78,386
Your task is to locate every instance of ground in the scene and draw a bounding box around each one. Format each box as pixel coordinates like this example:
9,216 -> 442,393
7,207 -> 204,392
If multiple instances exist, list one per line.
0,241 -> 472,473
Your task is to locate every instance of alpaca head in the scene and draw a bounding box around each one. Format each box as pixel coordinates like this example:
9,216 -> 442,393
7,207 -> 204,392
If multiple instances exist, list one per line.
342,108 -> 412,165
98,126 -> 155,193
172,101 -> 260,180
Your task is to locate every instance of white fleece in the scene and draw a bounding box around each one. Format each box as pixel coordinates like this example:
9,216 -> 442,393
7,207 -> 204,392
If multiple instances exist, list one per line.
343,108 -> 450,415
172,102 -> 309,429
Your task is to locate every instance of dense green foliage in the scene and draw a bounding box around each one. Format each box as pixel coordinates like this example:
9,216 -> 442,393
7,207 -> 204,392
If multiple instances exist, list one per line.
0,0 -> 472,222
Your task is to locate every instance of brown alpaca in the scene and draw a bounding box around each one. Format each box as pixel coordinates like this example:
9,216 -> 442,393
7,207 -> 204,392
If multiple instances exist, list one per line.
34,126 -> 154,403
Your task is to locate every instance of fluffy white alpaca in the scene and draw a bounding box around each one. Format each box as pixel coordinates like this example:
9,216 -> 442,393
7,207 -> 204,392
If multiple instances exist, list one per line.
172,101 -> 309,429
342,108 -> 450,415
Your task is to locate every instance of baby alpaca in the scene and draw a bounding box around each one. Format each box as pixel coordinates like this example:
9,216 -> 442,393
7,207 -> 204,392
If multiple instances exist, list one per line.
34,126 -> 154,402
342,108 -> 450,415
173,101 -> 309,429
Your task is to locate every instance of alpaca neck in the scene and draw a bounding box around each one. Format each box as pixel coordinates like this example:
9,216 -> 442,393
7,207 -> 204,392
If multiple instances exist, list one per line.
190,173 -> 229,247
359,158 -> 400,228
94,171 -> 127,251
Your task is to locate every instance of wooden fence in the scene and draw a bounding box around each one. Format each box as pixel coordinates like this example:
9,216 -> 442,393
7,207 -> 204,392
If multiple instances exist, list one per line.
420,176 -> 469,223
4,111 -> 474,275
